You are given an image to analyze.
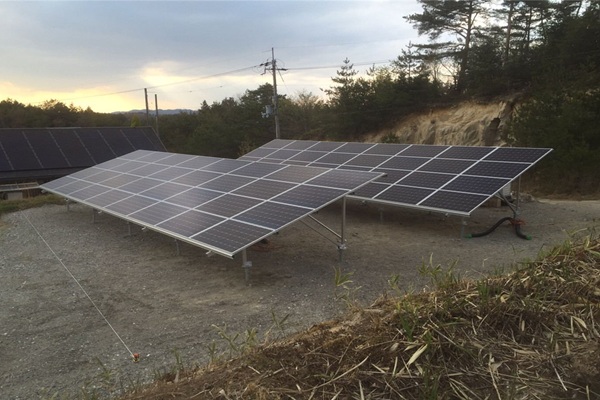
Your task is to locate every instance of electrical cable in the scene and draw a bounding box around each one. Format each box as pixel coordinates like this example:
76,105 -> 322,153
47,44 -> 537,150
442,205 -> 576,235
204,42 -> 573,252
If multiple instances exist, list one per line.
465,216 -> 531,240
21,210 -> 139,362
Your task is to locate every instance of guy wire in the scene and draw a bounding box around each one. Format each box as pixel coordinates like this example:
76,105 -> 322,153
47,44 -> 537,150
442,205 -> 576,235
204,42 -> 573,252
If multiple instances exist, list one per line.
22,210 -> 135,358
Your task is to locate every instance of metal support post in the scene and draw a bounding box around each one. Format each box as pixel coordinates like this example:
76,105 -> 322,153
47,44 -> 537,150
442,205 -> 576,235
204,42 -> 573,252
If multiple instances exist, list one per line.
242,249 -> 252,283
127,221 -> 132,236
338,197 -> 348,262
379,207 -> 384,223
460,218 -> 467,239
65,199 -> 70,212
174,239 -> 180,256
92,209 -> 98,223
514,176 -> 522,219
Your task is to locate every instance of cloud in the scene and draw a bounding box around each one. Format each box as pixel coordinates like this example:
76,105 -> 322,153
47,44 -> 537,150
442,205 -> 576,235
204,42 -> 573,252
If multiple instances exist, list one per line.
0,0 -> 424,112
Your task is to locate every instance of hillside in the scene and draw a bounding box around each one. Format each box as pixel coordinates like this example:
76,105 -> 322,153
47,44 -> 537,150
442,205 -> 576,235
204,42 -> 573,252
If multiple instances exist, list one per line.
368,98 -> 517,147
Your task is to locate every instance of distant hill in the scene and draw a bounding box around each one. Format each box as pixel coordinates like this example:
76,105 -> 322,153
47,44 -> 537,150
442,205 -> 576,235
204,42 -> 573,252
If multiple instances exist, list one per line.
113,109 -> 194,115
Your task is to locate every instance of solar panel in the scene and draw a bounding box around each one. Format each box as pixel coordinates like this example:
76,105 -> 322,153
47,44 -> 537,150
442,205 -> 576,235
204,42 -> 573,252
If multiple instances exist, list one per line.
41,150 -> 383,258
239,140 -> 552,216
0,127 -> 166,183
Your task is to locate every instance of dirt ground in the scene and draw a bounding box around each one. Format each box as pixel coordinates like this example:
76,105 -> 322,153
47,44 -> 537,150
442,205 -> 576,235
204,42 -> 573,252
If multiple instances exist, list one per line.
0,197 -> 598,399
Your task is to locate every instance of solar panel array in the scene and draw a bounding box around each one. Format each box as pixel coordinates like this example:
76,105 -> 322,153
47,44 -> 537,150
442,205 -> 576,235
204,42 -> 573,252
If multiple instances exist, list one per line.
239,140 -> 552,216
41,150 -> 383,258
0,127 -> 165,182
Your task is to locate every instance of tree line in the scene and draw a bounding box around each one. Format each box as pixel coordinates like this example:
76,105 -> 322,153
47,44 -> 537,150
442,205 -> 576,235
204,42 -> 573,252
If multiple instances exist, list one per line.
1,1 -> 598,194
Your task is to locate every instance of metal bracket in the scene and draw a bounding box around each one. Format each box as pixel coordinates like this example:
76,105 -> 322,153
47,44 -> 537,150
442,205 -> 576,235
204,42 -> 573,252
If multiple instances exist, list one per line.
92,209 -> 101,223
337,242 -> 348,262
242,249 -> 252,283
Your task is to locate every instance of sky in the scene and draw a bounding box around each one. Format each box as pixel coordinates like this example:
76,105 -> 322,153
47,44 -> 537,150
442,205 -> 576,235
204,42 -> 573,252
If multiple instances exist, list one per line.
0,1 -> 425,113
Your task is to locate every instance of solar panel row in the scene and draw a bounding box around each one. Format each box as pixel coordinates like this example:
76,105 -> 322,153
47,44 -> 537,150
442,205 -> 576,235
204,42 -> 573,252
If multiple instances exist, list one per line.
41,150 -> 383,258
0,127 -> 165,173
239,140 -> 552,216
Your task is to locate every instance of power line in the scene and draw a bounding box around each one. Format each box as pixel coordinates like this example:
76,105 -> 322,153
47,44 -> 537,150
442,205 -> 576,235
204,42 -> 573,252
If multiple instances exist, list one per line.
36,64 -> 263,105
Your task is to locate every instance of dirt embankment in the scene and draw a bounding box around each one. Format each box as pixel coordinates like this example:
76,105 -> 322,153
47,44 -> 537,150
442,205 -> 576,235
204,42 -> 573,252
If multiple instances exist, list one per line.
368,98 -> 518,146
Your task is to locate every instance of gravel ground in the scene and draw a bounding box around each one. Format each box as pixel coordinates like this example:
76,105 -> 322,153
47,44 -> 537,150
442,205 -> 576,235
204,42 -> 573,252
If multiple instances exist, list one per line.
0,198 -> 598,399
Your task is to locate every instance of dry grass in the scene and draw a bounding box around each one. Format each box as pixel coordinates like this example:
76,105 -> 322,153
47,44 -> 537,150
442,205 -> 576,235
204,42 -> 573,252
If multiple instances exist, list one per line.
0,194 -> 64,218
120,233 -> 600,400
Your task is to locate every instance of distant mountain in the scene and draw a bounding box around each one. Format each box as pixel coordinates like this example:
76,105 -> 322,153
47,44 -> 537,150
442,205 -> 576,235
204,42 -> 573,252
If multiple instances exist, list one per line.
113,109 -> 195,115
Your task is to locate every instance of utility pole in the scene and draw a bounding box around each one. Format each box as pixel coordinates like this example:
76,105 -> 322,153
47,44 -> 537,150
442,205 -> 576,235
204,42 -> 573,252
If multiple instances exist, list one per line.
271,47 -> 281,139
144,88 -> 150,125
261,48 -> 287,139
154,94 -> 160,138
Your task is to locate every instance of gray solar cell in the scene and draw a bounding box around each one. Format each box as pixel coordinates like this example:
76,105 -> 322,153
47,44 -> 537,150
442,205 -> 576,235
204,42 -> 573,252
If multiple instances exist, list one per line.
110,161 -> 146,173
149,166 -> 191,181
375,185 -> 433,205
155,153 -> 197,166
466,161 -> 528,178
164,187 -> 221,208
100,174 -> 139,188
373,169 -> 409,184
269,149 -> 301,160
443,175 -> 510,195
289,151 -> 325,162
70,184 -> 110,200
106,195 -> 155,215
484,147 -> 550,163
344,154 -> 387,168
316,152 -> 356,165
243,147 -> 277,158
173,170 -> 220,186
364,143 -> 408,155
140,182 -> 189,201
201,159 -> 248,173
308,169 -> 380,190
198,174 -> 254,192
87,189 -> 131,207
380,156 -> 428,171
119,177 -> 163,193
135,151 -> 172,163
439,146 -> 494,160
192,220 -> 271,254
401,145 -> 448,157
57,180 -> 93,194
157,210 -> 224,238
266,165 -> 325,183
310,142 -> 344,152
335,142 -> 374,153
235,202 -> 308,229
195,194 -> 261,218
418,159 -> 475,174
128,163 -> 168,176
129,202 -> 187,225
232,162 -> 286,178
81,170 -> 118,184
232,180 -> 295,200
398,172 -> 454,189
283,140 -> 318,150
353,182 -> 387,198
273,185 -> 346,209
177,156 -> 220,170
